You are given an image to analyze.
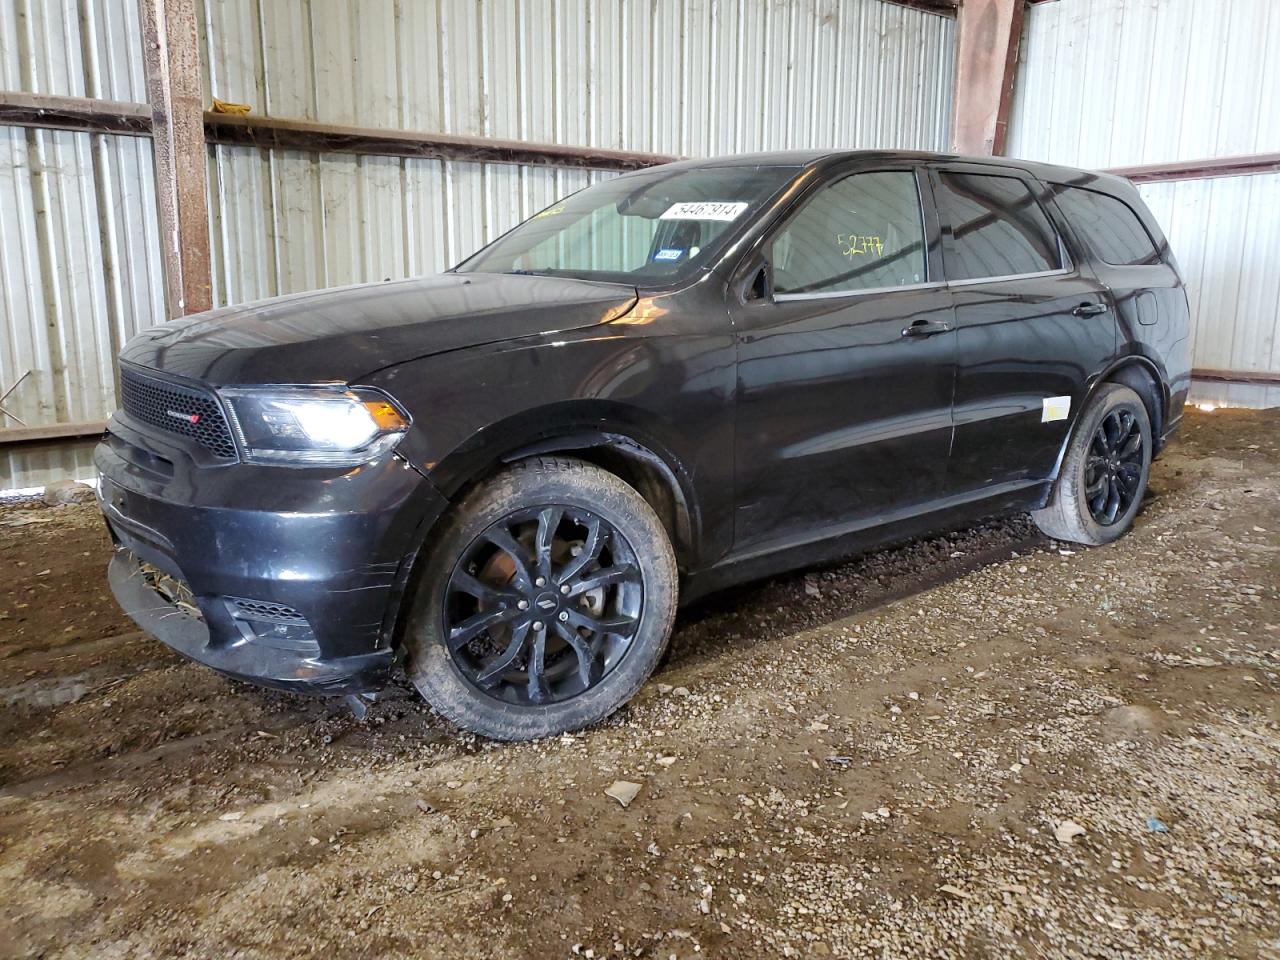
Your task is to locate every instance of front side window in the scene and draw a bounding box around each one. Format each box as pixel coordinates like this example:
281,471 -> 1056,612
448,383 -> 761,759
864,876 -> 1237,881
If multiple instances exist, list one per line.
1052,185 -> 1161,266
771,170 -> 927,295
935,172 -> 1063,282
457,165 -> 797,283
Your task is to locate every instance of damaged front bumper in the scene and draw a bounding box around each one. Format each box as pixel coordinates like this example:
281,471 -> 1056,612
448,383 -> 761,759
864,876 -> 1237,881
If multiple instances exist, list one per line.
95,417 -> 449,696
107,548 -> 394,694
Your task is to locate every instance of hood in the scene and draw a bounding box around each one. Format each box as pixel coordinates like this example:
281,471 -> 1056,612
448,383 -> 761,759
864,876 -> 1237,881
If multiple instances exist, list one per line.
121,273 -> 638,386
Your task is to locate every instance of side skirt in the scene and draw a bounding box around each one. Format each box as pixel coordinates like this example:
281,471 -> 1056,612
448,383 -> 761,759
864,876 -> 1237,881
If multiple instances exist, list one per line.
680,478 -> 1051,605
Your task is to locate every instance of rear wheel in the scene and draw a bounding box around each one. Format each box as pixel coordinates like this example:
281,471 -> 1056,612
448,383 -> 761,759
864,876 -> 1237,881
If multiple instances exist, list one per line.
1032,383 -> 1152,545
404,456 -> 677,740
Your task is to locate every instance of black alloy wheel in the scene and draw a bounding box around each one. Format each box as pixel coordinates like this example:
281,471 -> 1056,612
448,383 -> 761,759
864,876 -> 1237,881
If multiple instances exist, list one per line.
1031,382 -> 1152,546
1084,408 -> 1145,525
407,456 -> 678,740
444,505 -> 644,705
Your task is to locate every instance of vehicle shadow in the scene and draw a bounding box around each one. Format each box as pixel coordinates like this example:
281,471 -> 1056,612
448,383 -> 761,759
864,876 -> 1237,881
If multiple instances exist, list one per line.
360,513 -> 1048,726
661,513 -> 1047,673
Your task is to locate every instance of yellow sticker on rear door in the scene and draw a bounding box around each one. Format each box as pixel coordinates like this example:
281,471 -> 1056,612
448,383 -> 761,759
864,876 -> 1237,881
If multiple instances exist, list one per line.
1042,396 -> 1071,422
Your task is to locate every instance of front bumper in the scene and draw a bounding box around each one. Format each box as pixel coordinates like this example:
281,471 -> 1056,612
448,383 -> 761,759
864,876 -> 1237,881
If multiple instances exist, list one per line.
107,549 -> 394,693
96,416 -> 449,695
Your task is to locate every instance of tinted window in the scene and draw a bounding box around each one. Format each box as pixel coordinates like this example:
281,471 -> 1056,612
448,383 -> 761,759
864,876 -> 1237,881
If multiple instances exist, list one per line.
458,165 -> 795,283
772,171 -> 926,295
935,173 -> 1062,281
1053,186 -> 1161,266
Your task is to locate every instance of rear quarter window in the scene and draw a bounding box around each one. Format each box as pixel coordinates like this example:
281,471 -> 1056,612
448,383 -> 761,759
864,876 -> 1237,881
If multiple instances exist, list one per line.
933,172 -> 1064,282
1053,186 -> 1162,267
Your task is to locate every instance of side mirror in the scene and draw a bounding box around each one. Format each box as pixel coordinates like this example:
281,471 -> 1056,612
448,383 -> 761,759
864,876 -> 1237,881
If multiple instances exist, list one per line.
742,262 -> 772,304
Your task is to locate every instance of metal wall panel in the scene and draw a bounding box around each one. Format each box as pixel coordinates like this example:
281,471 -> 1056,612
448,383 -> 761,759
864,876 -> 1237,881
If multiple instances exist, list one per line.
201,0 -> 955,154
1,127 -> 167,488
4,0 -> 956,489
1009,0 -> 1280,169
201,0 -> 957,301
1009,0 -> 1280,406
0,0 -> 162,488
0,0 -> 148,101
206,148 -> 603,303
1137,173 -> 1280,378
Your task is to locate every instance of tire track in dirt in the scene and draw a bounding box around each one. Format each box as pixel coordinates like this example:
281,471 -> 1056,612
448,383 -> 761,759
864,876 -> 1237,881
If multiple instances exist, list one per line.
3,410 -> 1277,958
2,514 -> 1043,796
0,629 -> 150,670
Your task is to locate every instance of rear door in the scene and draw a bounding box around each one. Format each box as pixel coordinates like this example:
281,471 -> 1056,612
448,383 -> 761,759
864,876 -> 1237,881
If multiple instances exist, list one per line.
931,165 -> 1118,498
729,164 -> 956,553
1046,181 -> 1191,436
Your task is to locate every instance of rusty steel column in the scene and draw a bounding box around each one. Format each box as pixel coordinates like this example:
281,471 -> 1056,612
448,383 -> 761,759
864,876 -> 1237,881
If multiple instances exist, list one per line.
142,0 -> 212,316
952,0 -> 1025,156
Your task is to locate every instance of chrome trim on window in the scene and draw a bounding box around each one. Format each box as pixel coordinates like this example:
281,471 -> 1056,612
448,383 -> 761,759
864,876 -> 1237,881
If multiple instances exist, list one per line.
773,280 -> 947,302
946,266 -> 1074,289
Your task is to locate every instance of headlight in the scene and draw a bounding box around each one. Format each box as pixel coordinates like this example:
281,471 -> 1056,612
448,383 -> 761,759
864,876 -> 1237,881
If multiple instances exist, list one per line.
220,386 -> 410,466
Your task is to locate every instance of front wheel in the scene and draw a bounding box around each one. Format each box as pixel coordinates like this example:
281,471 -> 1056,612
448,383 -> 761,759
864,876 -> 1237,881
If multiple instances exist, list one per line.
1032,383 -> 1152,545
404,456 -> 678,740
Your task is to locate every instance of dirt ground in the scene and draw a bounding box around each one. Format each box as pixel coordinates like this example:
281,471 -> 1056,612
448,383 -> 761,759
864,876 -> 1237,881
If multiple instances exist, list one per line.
1,408 -> 1278,959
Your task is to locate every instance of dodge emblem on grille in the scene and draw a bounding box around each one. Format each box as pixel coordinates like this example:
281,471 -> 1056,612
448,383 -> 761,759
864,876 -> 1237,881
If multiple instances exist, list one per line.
166,409 -> 201,424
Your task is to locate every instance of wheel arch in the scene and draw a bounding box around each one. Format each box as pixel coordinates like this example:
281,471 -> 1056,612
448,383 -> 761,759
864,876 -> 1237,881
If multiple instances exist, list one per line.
426,400 -> 701,570
1103,358 -> 1166,450
1046,357 -> 1167,485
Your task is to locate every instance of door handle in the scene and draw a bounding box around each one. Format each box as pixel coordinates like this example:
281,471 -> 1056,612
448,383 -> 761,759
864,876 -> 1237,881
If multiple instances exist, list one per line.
901,319 -> 951,338
1072,302 -> 1109,318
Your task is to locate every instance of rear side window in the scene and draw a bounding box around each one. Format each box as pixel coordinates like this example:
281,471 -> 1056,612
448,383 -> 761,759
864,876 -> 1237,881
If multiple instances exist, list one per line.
1053,186 -> 1161,266
934,173 -> 1063,282
772,170 -> 927,295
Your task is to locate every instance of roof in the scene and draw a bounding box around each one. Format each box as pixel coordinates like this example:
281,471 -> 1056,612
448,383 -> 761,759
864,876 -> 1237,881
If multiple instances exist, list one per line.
638,149 -> 1132,193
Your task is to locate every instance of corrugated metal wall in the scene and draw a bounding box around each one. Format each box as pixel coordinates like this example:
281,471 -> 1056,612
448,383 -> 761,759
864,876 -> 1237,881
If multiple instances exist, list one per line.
199,0 -> 958,303
1,0 -> 957,489
0,0 -> 167,488
1138,174 -> 1280,388
1008,0 -> 1280,406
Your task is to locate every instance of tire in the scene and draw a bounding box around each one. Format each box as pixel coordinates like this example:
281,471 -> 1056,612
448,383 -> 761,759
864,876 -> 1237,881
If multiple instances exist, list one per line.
1032,383 -> 1152,546
403,456 -> 678,740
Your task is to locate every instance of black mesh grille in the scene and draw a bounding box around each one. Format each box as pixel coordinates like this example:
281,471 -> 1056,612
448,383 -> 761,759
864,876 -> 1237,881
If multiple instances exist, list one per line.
228,598 -> 307,623
119,367 -> 237,460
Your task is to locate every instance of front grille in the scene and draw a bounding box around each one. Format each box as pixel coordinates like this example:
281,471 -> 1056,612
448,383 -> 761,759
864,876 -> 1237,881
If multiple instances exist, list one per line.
225,597 -> 319,654
119,366 -> 237,460
228,597 -> 307,624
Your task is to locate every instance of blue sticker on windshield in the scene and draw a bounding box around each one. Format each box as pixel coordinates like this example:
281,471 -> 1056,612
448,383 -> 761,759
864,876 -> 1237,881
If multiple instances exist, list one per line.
653,248 -> 684,262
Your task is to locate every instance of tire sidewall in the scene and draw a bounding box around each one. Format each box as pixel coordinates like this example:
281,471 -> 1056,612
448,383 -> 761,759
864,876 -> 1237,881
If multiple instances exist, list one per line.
1063,385 -> 1152,544
405,460 -> 677,740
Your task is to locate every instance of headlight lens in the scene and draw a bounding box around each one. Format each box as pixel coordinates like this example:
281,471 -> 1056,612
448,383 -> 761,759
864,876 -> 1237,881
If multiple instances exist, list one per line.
220,386 -> 410,466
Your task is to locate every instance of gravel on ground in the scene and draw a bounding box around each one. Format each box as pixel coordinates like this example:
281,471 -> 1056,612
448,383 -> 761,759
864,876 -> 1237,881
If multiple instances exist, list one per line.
1,408 -> 1278,959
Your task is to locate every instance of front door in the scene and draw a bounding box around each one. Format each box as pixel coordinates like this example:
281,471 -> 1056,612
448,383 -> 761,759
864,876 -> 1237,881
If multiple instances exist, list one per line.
730,167 -> 956,554
929,166 -> 1118,497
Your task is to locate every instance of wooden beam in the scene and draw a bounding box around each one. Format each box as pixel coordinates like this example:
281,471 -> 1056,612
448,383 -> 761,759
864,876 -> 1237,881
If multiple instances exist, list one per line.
0,91 -> 151,137
141,0 -> 212,317
952,0 -> 1025,155
881,0 -> 958,15
205,113 -> 678,172
1192,368 -> 1280,387
1107,152 -> 1280,184
0,421 -> 107,446
0,91 -> 677,172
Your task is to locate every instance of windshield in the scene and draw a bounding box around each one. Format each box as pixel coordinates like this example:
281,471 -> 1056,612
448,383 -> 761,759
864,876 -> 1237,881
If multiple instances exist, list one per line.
456,164 -> 799,284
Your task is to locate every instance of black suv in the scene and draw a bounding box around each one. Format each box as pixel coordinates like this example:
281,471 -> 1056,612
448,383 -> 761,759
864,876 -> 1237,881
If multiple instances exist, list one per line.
97,150 -> 1190,739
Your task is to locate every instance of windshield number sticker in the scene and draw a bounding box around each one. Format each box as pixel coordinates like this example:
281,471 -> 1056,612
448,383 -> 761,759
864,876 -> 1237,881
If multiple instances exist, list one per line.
653,248 -> 685,261
660,201 -> 748,222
